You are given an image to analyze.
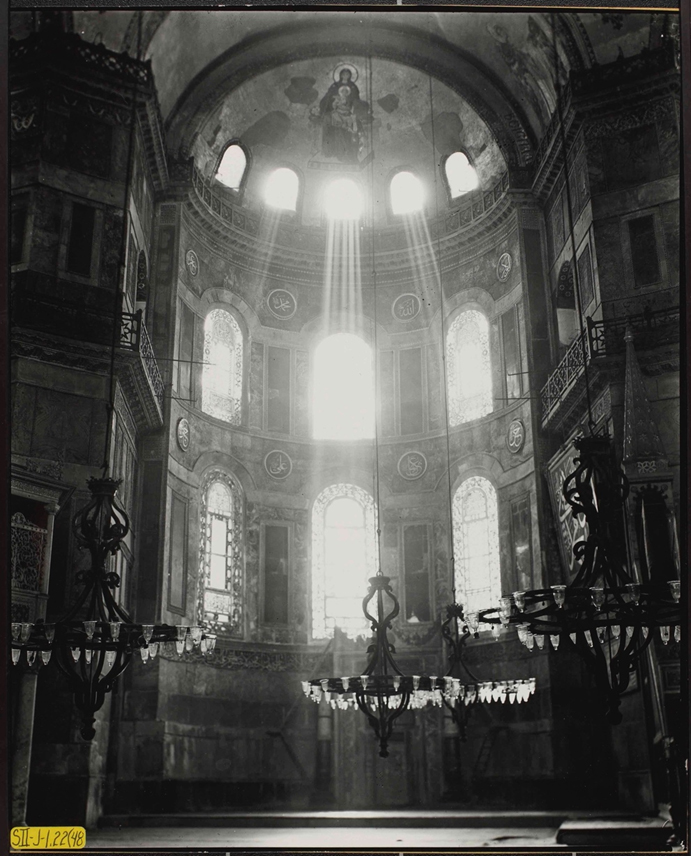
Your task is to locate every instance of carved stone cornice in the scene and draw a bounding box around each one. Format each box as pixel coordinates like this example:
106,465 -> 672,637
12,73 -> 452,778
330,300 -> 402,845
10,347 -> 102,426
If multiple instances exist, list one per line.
531,44 -> 679,202
12,328 -> 112,375
11,31 -> 169,195
181,167 -> 517,286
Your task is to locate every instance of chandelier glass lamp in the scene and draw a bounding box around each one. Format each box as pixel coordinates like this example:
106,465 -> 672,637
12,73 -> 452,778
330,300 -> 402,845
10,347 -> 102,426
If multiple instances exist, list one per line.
440,603 -> 536,740
11,477 -> 217,740
476,434 -> 681,725
303,577 -> 535,757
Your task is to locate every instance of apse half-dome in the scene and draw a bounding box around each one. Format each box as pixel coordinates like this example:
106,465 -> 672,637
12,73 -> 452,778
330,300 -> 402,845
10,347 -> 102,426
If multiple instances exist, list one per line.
191,56 -> 507,225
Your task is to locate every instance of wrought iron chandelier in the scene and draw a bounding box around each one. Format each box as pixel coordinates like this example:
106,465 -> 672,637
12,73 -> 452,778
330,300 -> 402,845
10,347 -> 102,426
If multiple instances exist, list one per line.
440,603 -> 535,740
301,44 -> 537,759
11,476 -> 217,740
9,11 -> 219,741
476,433 -> 680,725
302,578 -> 536,758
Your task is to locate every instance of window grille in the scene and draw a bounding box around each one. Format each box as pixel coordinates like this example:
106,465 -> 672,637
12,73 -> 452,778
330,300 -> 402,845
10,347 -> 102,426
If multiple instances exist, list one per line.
452,476 -> 501,615
199,472 -> 244,635
202,309 -> 243,424
446,309 -> 492,425
312,484 -> 377,639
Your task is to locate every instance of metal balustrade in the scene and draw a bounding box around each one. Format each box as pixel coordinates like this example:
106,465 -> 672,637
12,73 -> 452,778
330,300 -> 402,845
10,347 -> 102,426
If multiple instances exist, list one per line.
540,329 -> 590,421
119,311 -> 164,412
541,306 -> 679,422
588,307 -> 680,358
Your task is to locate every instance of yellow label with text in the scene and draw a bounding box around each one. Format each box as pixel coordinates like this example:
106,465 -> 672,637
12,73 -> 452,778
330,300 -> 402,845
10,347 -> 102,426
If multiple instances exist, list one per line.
11,827 -> 86,850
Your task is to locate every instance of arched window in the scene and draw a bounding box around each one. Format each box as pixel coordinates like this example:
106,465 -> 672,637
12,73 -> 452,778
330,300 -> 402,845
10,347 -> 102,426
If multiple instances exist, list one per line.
556,260 -> 578,346
312,333 -> 375,440
199,471 -> 243,635
202,309 -> 243,424
136,249 -> 148,304
446,309 -> 492,425
265,167 -> 299,212
390,170 -> 424,215
312,484 -> 377,639
444,151 -> 479,199
215,143 -> 247,190
452,476 -> 501,616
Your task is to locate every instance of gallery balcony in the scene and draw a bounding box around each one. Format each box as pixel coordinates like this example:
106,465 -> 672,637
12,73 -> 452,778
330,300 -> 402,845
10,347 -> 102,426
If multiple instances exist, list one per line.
540,306 -> 679,431
116,311 -> 164,431
11,271 -> 164,433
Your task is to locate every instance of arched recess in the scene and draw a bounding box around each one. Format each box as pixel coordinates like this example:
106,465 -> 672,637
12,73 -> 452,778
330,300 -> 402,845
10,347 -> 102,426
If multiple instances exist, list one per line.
166,19 -> 538,168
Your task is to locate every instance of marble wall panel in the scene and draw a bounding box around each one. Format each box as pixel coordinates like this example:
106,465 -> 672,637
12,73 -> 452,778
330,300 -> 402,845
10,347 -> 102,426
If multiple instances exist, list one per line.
29,388 -> 93,464
293,350 -> 309,436
12,383 -> 36,456
152,223 -> 176,344
30,188 -> 62,274
248,341 -> 264,431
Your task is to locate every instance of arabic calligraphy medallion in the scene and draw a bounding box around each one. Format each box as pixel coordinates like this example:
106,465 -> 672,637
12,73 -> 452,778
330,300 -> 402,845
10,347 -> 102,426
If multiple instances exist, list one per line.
496,252 -> 512,282
392,293 -> 421,322
267,289 -> 297,320
397,451 -> 427,480
264,450 -> 293,480
176,418 -> 190,452
507,419 -> 525,454
185,250 -> 199,277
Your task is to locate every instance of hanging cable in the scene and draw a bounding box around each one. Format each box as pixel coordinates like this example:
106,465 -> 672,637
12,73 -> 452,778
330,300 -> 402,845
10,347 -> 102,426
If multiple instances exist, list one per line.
102,10 -> 143,475
426,29 -> 458,611
550,12 -> 595,434
366,48 -> 384,578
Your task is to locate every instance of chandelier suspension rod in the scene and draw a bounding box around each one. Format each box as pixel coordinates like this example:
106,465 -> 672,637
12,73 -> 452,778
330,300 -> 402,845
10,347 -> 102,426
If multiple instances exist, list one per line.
365,46 -> 385,576
550,12 -> 594,434
103,9 -> 143,476
426,22 -> 459,611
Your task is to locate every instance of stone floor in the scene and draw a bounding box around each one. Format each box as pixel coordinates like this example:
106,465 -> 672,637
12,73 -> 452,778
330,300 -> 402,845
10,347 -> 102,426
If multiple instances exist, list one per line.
85,809 -> 674,851
86,824 -> 564,850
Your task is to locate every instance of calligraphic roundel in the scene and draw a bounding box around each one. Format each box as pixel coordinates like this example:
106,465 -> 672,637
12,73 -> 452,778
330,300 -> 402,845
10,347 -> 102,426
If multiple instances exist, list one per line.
267,289 -> 297,320
392,293 -> 421,322
264,450 -> 293,479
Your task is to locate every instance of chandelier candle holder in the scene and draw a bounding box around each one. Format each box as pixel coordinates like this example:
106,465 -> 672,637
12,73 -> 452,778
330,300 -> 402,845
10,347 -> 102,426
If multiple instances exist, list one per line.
302,575 -> 536,757
476,435 -> 681,725
440,603 -> 536,739
10,477 -> 216,740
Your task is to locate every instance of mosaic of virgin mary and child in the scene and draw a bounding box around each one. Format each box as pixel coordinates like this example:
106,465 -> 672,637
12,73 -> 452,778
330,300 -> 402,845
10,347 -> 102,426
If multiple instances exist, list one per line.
310,64 -> 370,164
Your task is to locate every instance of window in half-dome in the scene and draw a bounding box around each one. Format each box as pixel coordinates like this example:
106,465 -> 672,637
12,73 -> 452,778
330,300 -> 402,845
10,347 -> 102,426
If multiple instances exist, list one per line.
444,151 -> 479,199
265,167 -> 299,212
390,171 -> 424,215
215,143 -> 247,191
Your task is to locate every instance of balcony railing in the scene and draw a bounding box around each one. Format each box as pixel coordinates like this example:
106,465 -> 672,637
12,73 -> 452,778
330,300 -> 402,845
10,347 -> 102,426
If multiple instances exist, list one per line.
588,306 -> 680,358
541,306 -> 679,424
119,311 -> 164,413
540,329 -> 590,422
